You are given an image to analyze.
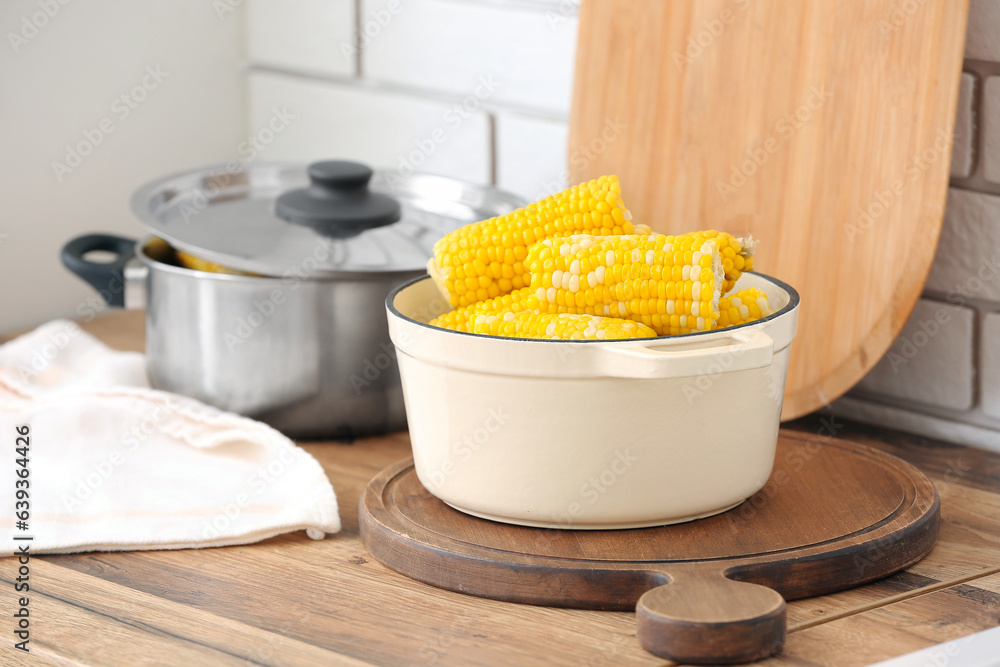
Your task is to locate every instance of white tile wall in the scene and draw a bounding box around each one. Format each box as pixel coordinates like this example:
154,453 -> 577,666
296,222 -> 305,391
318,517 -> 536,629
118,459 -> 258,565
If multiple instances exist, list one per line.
855,300 -> 975,411
983,313 -> 1000,420
965,0 -> 1000,61
495,112 -> 568,199
982,76 -> 1000,183
248,71 -> 491,183
925,189 -> 1000,303
361,0 -> 577,114
248,0 -> 356,77
952,73 -> 975,178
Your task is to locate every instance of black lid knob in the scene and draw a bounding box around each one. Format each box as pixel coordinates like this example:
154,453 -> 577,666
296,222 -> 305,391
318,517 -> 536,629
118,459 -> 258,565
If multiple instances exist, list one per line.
275,160 -> 401,237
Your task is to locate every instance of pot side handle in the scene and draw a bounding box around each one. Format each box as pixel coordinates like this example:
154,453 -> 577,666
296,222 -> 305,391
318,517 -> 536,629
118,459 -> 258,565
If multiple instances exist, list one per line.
599,329 -> 774,379
61,234 -> 138,308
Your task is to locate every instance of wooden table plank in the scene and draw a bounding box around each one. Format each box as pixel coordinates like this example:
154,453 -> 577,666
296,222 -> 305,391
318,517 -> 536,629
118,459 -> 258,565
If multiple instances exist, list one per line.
1,560 -> 361,667
741,572 -> 1000,667
44,539 -> 661,666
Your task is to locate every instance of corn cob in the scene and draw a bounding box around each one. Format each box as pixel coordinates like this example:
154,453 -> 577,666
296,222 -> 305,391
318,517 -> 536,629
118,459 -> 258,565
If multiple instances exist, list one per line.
676,230 -> 756,294
472,311 -> 656,340
175,249 -> 256,276
429,287 -> 534,332
428,176 -> 645,308
524,233 -> 725,336
716,288 -> 771,328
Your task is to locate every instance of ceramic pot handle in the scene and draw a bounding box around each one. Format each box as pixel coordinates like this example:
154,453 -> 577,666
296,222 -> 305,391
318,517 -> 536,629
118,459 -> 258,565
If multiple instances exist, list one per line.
599,328 -> 774,379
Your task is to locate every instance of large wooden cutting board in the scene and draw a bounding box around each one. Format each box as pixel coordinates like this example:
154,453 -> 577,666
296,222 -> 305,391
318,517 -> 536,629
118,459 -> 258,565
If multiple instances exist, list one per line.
360,431 -> 940,664
569,0 -> 968,419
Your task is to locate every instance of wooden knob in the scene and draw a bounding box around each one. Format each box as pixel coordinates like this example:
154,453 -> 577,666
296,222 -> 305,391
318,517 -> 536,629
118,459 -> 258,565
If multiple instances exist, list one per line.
636,572 -> 786,664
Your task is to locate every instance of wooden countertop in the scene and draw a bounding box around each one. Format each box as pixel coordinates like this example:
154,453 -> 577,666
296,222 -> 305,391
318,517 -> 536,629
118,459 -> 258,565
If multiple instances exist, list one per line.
3,311 -> 1000,666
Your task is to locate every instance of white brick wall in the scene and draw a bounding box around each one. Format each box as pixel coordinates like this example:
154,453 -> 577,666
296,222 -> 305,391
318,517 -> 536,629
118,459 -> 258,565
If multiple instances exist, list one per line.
362,0 -> 577,114
244,0 -> 573,199
983,76 -> 1000,184
855,300 -> 975,411
983,313 -> 1000,420
965,0 -> 1000,61
952,73 -> 975,178
248,72 -> 492,182
925,189 -> 1000,302
495,111 -> 568,199
247,0 -> 355,76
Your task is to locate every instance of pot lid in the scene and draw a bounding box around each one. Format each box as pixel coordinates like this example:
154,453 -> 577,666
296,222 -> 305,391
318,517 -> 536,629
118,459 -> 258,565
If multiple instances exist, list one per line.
130,160 -> 527,276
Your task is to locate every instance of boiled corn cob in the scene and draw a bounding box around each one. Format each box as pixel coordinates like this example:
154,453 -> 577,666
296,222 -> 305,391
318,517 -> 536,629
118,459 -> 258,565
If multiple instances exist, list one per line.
175,249 -> 255,275
716,288 -> 771,328
472,311 -> 656,340
676,230 -> 756,294
429,287 -> 533,332
428,176 -> 647,308
524,233 -> 725,336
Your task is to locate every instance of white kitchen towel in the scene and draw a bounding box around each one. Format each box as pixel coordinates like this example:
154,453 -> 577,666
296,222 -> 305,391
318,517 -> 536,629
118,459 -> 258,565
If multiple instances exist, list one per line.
0,319 -> 340,554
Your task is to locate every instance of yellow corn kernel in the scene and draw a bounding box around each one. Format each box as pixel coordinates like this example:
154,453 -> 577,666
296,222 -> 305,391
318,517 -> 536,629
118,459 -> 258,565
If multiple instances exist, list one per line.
428,176 -> 636,308
175,249 -> 257,276
472,311 -> 656,340
676,230 -> 757,293
525,233 -> 724,336
715,288 -> 771,329
428,287 -> 534,332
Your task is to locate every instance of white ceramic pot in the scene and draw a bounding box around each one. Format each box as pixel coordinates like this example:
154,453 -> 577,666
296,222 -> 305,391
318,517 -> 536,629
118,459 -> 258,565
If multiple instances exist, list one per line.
386,273 -> 800,529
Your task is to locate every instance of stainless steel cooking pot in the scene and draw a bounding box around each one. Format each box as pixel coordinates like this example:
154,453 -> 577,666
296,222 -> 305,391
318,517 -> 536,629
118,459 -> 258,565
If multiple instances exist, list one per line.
61,160 -> 525,438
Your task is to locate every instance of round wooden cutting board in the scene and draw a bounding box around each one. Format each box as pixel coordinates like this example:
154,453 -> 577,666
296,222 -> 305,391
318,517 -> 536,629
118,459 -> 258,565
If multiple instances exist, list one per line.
360,431 -> 939,664
568,0 -> 969,419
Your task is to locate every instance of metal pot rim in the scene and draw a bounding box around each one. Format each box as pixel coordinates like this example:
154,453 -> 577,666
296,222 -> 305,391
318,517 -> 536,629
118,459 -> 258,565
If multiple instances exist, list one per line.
136,236 -> 426,284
